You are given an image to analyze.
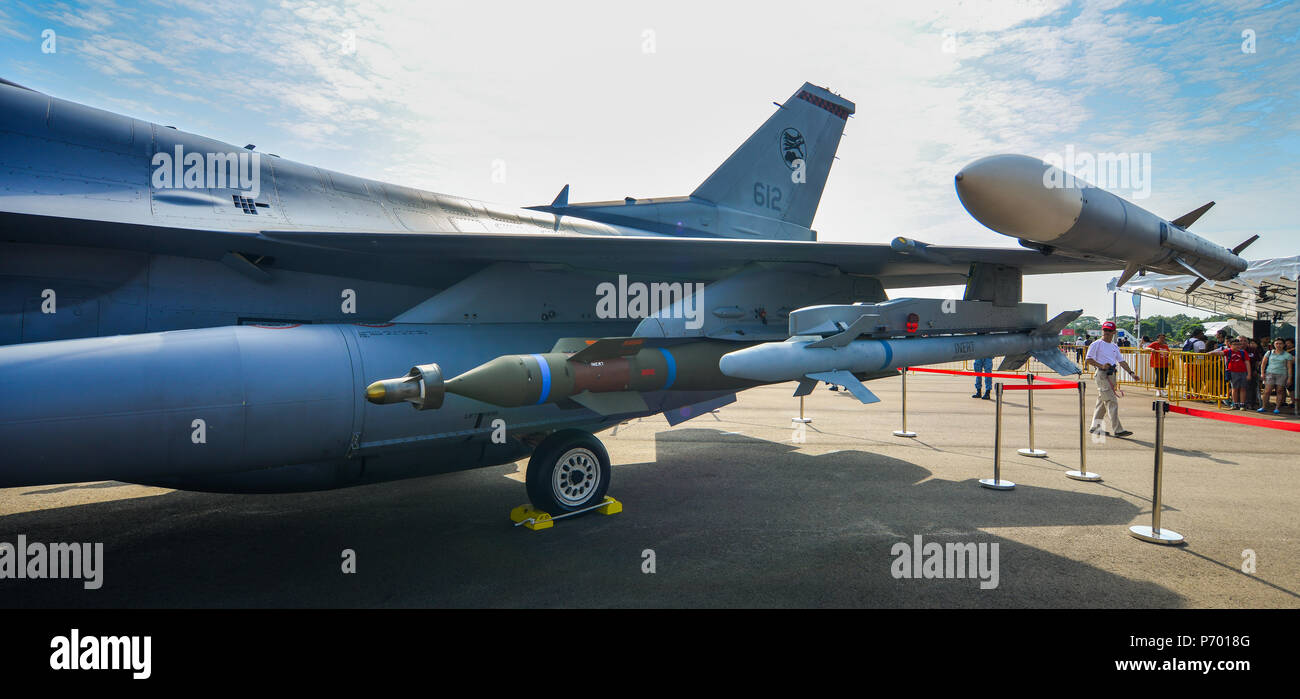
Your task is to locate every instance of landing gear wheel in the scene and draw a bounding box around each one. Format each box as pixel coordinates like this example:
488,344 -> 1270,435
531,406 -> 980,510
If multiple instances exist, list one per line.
526,429 -> 611,514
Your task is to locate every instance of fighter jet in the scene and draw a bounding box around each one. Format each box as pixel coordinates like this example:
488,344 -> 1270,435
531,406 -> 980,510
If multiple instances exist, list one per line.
0,78 -> 1242,514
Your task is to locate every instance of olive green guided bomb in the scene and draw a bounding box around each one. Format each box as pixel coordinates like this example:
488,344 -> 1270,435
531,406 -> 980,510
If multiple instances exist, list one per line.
365,337 -> 756,414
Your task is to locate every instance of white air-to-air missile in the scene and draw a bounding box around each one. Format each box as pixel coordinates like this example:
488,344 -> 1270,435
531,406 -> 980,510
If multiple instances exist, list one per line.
955,154 -> 1257,293
717,299 -> 1082,403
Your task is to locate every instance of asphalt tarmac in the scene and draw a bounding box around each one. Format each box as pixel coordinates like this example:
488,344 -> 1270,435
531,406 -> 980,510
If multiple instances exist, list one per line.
2,374 -> 1297,608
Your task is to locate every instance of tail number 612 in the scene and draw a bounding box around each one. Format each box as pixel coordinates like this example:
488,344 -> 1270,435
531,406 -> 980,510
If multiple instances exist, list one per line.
753,182 -> 782,211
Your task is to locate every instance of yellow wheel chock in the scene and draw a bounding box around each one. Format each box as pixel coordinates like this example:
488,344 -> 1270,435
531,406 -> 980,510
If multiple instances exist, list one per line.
510,496 -> 622,531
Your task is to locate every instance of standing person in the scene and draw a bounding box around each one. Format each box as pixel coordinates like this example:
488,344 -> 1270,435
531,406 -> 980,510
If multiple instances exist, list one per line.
1286,339 -> 1298,409
1244,337 -> 1263,410
1258,338 -> 1294,414
972,356 -> 993,400
1181,328 -> 1207,399
1210,337 -> 1252,409
1213,328 -> 1229,352
1085,321 -> 1137,437
1145,333 -> 1170,397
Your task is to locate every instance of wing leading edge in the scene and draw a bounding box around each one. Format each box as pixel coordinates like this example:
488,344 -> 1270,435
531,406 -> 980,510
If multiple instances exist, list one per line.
259,228 -> 1123,288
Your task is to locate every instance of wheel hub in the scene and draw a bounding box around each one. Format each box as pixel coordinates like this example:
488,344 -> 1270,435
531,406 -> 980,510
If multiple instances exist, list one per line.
553,447 -> 600,506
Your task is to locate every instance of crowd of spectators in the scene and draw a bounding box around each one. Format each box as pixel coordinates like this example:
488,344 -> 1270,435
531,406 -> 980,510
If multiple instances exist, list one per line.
1062,327 -> 1295,412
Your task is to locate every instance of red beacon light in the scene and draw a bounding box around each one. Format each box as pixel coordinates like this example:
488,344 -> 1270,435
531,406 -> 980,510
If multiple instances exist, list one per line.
905,313 -> 919,334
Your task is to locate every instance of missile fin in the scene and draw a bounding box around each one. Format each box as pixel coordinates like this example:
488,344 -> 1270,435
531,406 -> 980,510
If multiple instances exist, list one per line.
551,337 -> 595,354
664,393 -> 737,426
1115,262 -> 1141,289
570,390 -> 649,416
806,314 -> 876,348
1169,201 -> 1214,229
793,377 -> 818,397
551,184 -> 570,208
1185,277 -> 1207,295
553,336 -> 698,354
805,371 -> 880,404
1231,234 -> 1259,255
1031,309 -> 1083,337
1173,256 -> 1211,281
567,337 -> 646,363
998,353 -> 1029,371
1031,349 -> 1082,376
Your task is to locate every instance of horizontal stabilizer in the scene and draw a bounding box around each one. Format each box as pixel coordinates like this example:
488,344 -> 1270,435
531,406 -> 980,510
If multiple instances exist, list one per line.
806,314 -> 876,349
806,370 -> 879,404
1032,350 -> 1082,376
664,393 -> 736,426
1170,201 -> 1214,229
571,390 -> 648,416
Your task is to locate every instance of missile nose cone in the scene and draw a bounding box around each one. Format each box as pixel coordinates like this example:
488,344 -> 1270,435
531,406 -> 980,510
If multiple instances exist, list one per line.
955,154 -> 1084,243
718,352 -> 738,377
365,381 -> 387,401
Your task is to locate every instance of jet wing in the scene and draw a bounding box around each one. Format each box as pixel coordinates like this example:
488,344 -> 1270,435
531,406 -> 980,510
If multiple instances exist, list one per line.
259,229 -> 1120,288
0,209 -> 1119,289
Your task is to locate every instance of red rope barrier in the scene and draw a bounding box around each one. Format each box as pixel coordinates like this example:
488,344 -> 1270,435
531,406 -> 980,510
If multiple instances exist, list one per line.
1168,405 -> 1300,432
903,367 -> 1025,380
1000,383 -> 1078,390
901,366 -> 1076,385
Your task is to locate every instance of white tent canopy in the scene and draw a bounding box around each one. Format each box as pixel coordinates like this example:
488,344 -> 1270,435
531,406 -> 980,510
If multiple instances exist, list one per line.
1114,256 -> 1299,322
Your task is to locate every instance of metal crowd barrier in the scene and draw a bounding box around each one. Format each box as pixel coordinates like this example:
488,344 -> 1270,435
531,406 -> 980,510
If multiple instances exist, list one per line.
896,368 -> 1096,489
1131,398 -> 1300,546
1121,348 -> 1229,406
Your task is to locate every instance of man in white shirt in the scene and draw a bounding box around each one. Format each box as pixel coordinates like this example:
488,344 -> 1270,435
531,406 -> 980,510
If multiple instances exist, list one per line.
1085,321 -> 1138,437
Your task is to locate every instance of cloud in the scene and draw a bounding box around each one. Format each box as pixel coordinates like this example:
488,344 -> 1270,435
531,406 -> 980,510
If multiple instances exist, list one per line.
7,0 -> 1296,320
35,0 -> 121,32
72,34 -> 169,75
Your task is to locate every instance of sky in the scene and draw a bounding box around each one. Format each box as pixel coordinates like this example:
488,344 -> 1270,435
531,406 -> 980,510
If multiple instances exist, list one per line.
1,0 -> 1297,321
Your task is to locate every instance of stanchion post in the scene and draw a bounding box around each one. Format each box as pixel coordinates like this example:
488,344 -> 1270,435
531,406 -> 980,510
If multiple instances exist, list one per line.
792,395 -> 812,424
979,383 -> 1014,490
1018,374 -> 1047,458
893,367 -> 916,438
1130,400 -> 1184,544
1067,379 -> 1101,481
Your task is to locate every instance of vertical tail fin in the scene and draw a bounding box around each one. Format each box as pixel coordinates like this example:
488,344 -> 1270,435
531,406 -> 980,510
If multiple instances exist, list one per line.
691,83 -> 854,230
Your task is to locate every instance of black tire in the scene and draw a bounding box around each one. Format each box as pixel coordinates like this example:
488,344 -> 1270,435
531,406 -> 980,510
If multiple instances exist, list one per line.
525,429 -> 611,514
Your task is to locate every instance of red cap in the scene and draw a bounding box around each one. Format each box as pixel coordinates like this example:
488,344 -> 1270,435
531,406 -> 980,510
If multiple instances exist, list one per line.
1101,321 -> 1117,330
